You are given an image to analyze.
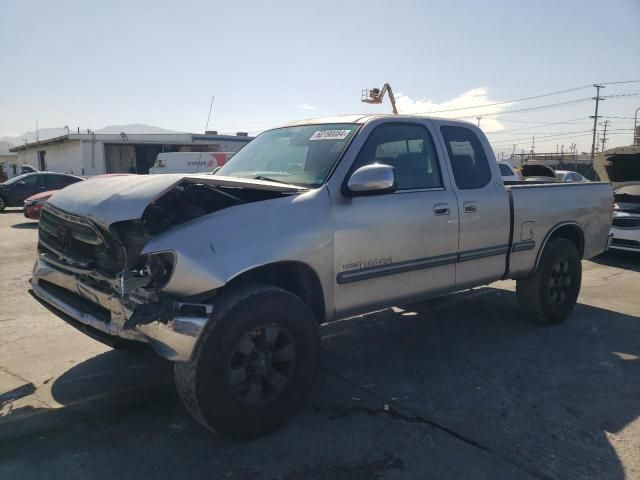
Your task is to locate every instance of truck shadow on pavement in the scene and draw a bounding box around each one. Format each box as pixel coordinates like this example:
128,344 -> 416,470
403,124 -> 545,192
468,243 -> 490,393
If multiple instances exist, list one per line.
10,222 -> 38,229
591,250 -> 640,271
2,287 -> 638,479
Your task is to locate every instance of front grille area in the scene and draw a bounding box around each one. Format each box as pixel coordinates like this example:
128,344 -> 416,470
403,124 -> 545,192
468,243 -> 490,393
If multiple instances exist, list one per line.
612,217 -> 640,229
611,238 -> 640,248
39,207 -> 124,275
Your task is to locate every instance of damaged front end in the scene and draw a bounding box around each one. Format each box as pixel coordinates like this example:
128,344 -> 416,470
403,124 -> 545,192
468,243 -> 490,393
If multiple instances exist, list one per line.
30,176 -> 300,361
594,146 -> 640,252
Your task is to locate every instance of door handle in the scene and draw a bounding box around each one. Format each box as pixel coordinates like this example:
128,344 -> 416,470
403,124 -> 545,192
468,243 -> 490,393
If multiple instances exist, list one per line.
433,203 -> 450,216
463,201 -> 478,213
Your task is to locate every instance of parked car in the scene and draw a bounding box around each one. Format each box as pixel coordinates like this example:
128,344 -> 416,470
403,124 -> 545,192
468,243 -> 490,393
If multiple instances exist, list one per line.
30,115 -> 612,438
20,165 -> 39,174
498,162 -> 521,181
0,172 -> 84,212
521,163 -> 558,182
24,190 -> 58,220
594,145 -> 640,253
555,170 -> 589,183
23,173 -> 131,220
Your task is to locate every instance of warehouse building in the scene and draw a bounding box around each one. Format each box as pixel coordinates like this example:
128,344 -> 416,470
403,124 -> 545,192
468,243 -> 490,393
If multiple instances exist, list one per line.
9,131 -> 253,176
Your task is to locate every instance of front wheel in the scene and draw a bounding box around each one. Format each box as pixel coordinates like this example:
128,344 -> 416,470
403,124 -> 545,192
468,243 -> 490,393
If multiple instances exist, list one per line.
0,196 -> 6,212
516,238 -> 582,325
174,284 -> 320,438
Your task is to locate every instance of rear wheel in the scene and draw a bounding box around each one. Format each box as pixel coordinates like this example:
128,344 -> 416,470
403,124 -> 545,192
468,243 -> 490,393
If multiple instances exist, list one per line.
516,238 -> 582,325
174,284 -> 320,438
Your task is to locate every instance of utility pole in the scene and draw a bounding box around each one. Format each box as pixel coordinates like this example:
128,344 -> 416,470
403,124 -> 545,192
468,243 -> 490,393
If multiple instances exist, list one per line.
600,120 -> 609,153
530,136 -> 535,157
634,107 -> 640,145
590,84 -> 605,159
204,94 -> 215,133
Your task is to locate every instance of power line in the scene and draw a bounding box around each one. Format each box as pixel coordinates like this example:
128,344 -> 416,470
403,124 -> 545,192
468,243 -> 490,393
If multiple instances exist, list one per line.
598,80 -> 640,86
409,84 -> 594,115
590,85 -> 605,159
407,81 -> 640,117
484,116 -> 592,134
491,127 -> 635,146
452,97 -> 593,119
491,133 -> 594,147
602,92 -> 640,98
491,130 -> 593,145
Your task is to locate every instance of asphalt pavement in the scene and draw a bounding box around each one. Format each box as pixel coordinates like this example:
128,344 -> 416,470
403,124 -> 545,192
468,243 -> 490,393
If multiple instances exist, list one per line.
1,207 -> 639,480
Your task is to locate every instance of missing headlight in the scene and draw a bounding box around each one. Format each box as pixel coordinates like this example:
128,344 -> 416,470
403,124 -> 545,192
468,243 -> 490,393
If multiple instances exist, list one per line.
141,252 -> 176,290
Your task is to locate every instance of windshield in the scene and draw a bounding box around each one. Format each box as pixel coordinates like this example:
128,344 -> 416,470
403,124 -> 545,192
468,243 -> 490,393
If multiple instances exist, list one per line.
1,173 -> 32,185
216,123 -> 359,187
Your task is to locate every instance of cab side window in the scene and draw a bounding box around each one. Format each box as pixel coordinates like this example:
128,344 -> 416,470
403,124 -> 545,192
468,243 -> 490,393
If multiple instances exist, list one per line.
441,126 -> 492,190
352,123 -> 442,190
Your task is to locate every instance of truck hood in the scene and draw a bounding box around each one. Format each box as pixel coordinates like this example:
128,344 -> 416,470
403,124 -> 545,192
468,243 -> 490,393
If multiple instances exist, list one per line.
48,174 -> 305,229
594,146 -> 640,190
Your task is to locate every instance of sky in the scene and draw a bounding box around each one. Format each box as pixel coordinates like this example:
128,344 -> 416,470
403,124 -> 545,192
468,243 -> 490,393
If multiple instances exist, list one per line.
1,0 -> 639,156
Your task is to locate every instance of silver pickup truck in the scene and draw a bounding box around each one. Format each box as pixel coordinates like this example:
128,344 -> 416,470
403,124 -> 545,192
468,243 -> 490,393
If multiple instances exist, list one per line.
30,114 -> 613,438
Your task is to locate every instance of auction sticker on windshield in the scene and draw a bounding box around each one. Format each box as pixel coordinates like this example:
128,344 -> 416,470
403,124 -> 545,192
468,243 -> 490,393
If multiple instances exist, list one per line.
309,130 -> 351,141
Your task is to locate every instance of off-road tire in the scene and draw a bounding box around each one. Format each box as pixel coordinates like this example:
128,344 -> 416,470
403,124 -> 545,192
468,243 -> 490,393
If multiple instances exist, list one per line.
516,238 -> 582,325
174,284 -> 320,438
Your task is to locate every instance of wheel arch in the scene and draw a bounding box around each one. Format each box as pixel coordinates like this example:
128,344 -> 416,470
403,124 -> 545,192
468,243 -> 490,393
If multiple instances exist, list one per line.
224,261 -> 326,323
534,222 -> 585,270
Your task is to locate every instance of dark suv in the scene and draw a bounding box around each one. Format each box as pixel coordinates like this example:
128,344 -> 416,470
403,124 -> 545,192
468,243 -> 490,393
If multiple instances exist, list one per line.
0,172 -> 84,211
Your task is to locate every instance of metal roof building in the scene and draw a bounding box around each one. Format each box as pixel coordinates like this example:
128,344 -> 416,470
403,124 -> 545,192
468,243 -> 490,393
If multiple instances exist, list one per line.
9,132 -> 253,176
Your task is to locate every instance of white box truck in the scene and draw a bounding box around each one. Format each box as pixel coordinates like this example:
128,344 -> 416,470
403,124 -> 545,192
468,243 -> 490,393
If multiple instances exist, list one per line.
149,152 -> 234,175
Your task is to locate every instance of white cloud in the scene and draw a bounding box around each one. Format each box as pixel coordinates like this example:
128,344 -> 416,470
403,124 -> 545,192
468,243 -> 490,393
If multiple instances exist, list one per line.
298,104 -> 316,110
395,88 -> 509,132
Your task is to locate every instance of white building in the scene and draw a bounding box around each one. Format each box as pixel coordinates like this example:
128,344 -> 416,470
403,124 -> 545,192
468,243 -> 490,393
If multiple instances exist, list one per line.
9,132 -> 253,176
0,141 -> 20,180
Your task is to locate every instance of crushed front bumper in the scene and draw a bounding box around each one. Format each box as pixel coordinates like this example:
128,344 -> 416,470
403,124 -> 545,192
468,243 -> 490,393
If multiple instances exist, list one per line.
610,227 -> 640,252
30,256 -> 211,361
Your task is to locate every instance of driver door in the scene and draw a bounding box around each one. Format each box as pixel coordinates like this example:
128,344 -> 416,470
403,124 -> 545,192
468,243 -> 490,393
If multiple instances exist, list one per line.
332,121 -> 459,317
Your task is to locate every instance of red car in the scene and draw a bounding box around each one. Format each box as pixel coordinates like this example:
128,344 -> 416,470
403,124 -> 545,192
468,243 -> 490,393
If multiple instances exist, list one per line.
23,189 -> 59,220
23,173 -> 133,220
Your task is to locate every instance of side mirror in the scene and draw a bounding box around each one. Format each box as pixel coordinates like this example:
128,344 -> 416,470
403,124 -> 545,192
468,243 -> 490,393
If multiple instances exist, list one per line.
16,180 -> 26,186
346,164 -> 396,196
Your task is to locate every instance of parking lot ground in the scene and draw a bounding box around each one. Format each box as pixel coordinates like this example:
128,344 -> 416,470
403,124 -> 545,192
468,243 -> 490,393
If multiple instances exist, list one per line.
1,207 -> 639,480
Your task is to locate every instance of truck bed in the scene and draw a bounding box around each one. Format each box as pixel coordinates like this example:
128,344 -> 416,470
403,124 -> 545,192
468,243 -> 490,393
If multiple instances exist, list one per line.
505,181 -> 613,277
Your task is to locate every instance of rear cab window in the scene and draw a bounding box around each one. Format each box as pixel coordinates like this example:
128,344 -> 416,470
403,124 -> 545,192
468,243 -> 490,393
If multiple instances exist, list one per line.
440,126 -> 492,190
